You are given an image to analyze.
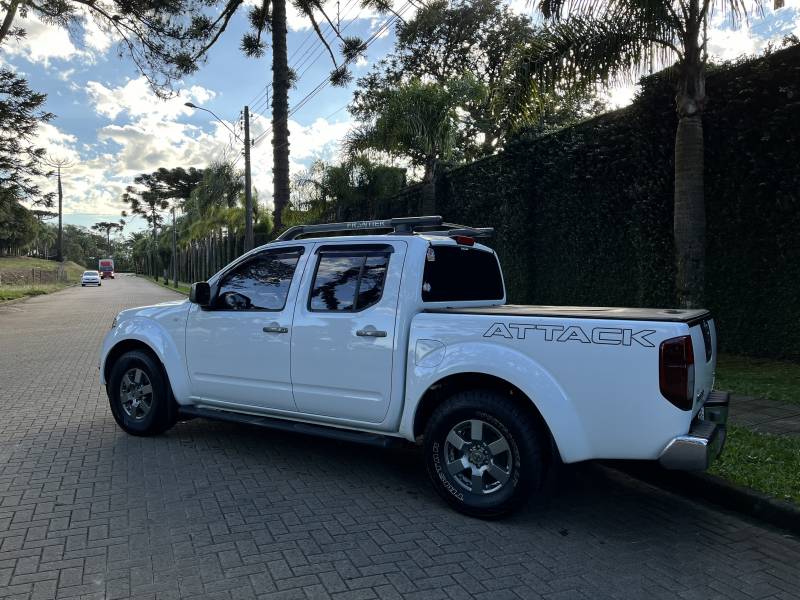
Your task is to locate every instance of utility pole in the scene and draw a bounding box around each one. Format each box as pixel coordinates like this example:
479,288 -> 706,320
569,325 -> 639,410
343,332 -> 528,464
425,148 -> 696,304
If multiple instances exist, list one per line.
243,106 -> 254,251
185,102 -> 254,251
172,207 -> 178,287
44,156 -> 74,263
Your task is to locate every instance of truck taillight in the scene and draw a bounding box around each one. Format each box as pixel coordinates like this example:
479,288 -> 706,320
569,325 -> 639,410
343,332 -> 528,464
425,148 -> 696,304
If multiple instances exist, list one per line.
659,335 -> 695,411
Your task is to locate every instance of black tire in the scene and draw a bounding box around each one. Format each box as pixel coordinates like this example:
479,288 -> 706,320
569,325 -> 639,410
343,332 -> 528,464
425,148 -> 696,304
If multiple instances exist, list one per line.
107,350 -> 178,436
424,390 -> 546,518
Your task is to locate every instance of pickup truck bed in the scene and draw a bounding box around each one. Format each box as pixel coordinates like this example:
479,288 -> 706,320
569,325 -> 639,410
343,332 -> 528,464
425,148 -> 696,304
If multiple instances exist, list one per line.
427,305 -> 711,325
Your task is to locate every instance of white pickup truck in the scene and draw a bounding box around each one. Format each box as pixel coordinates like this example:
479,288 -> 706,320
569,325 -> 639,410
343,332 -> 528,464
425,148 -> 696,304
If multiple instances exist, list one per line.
100,216 -> 728,517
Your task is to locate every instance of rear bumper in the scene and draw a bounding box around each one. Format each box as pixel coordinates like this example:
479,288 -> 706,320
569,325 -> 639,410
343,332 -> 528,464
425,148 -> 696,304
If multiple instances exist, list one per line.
658,391 -> 729,471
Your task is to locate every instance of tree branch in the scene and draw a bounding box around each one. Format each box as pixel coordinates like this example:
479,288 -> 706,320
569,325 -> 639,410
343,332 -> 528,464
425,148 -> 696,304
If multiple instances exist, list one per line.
0,0 -> 23,45
305,7 -> 338,67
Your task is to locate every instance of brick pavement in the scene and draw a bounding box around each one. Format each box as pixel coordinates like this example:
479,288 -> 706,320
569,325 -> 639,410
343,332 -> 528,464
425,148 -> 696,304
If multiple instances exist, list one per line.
1,274 -> 800,600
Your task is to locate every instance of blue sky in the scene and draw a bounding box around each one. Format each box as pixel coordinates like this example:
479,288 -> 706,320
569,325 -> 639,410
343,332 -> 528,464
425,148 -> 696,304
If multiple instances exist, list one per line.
1,0 -> 798,238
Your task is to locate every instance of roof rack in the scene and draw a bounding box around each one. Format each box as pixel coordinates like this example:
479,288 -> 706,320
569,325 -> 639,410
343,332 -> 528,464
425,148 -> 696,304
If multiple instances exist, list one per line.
275,215 -> 494,241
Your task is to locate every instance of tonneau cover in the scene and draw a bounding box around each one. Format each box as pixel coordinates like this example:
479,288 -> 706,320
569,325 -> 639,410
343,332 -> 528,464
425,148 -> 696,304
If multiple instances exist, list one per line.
425,304 -> 711,324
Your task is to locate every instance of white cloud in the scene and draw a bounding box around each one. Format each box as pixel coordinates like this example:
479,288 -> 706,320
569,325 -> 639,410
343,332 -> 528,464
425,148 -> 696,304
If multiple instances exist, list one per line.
26,76 -> 351,221
86,78 -> 216,121
4,15 -> 91,66
82,16 -> 115,54
247,111 -> 355,204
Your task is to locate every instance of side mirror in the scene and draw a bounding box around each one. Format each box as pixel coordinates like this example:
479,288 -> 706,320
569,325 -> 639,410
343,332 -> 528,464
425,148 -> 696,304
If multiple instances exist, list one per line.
189,281 -> 211,306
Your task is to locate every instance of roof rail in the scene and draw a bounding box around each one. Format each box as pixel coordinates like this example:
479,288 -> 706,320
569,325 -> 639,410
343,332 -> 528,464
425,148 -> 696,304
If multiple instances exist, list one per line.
275,215 -> 494,241
423,224 -> 494,239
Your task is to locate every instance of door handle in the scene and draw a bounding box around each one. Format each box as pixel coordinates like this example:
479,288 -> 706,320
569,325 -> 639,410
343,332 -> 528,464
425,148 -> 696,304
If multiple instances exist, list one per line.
356,329 -> 387,338
263,326 -> 289,334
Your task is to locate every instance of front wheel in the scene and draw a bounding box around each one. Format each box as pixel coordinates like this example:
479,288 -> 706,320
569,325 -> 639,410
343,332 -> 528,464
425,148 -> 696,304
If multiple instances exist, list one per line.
424,390 -> 546,518
107,350 -> 177,436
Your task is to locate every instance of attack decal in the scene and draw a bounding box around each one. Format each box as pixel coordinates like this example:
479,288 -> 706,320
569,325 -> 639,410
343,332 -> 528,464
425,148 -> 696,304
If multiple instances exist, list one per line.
484,322 -> 657,348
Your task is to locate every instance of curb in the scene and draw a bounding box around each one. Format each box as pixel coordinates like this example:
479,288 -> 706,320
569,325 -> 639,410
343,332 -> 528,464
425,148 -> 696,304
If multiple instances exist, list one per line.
612,461 -> 800,536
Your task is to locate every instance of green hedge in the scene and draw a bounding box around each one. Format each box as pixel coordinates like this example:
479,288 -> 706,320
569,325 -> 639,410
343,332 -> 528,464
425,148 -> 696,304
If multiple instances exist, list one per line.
381,45 -> 800,360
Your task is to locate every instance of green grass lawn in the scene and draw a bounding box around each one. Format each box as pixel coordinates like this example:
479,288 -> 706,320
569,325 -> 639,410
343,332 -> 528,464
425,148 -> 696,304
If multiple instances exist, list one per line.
141,275 -> 191,296
0,284 -> 69,302
0,257 -> 86,302
710,425 -> 800,504
716,353 -> 800,406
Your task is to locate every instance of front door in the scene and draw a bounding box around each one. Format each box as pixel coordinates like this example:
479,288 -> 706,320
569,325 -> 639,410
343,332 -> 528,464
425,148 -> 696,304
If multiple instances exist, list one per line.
186,246 -> 307,412
291,242 -> 406,423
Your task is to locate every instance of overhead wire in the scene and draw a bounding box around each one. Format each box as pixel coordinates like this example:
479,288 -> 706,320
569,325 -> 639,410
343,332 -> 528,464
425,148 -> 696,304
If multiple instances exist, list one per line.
244,0 -> 360,118
251,2 -> 412,149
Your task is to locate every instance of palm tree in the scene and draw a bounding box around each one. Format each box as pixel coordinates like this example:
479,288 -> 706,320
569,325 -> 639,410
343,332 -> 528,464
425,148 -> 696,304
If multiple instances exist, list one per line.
346,78 -> 479,211
509,0 -> 768,308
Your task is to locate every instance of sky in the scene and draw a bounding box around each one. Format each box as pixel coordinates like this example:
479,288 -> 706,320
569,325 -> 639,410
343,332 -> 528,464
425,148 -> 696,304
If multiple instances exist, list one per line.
1,0 -> 798,237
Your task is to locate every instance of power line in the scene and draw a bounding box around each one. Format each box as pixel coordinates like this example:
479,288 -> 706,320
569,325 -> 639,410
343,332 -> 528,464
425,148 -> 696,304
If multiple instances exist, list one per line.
250,2 -> 413,150
243,0 -> 360,119
287,4 -> 411,120
290,0 -> 359,75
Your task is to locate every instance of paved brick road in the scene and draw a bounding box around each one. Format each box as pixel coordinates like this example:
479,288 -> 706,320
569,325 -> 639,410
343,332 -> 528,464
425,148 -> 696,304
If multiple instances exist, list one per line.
1,275 -> 799,600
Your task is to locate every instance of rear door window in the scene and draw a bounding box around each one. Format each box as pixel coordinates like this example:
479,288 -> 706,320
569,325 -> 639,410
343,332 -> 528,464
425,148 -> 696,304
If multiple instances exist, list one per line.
422,245 -> 504,302
309,248 -> 391,312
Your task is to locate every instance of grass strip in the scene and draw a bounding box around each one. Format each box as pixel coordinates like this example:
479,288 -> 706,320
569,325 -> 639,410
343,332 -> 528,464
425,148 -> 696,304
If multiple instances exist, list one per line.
710,425 -> 800,505
716,354 -> 800,406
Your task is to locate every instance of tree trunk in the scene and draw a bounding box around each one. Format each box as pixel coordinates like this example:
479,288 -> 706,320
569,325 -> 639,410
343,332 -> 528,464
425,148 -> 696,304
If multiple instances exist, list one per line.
674,16 -> 706,309
0,0 -> 21,46
152,223 -> 159,278
271,0 -> 290,232
422,156 -> 437,215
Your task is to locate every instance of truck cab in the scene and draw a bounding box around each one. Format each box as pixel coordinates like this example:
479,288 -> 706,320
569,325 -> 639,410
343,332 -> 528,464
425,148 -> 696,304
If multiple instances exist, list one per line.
98,258 -> 115,279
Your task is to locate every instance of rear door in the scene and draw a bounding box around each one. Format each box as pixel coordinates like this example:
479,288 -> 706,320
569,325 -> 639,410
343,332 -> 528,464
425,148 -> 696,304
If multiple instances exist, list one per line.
290,241 -> 406,423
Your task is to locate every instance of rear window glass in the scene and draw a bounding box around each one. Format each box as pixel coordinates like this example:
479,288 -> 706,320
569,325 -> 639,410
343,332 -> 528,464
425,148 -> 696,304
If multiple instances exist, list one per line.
422,245 -> 504,302
310,251 -> 390,312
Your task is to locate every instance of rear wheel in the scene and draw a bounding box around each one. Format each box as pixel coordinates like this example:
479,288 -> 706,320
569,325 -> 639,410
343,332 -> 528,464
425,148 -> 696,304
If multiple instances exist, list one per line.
424,390 -> 546,518
108,350 -> 177,436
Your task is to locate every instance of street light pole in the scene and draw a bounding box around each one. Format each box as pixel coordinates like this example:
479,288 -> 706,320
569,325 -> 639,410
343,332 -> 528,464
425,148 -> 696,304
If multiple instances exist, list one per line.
172,206 -> 177,288
185,102 -> 253,250
243,106 -> 254,251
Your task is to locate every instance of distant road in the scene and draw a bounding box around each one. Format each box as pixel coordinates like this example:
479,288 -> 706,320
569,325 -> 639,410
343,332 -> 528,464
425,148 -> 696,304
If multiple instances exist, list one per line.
0,274 -> 799,599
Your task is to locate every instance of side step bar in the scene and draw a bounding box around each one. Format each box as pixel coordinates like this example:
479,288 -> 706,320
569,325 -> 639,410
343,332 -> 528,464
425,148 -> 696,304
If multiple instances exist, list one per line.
179,406 -> 404,448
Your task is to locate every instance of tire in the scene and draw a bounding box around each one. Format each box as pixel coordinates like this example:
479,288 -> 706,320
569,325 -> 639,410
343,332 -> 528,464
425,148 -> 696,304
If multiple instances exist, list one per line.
107,350 -> 178,436
424,390 -> 546,518
81,284 -> 85,287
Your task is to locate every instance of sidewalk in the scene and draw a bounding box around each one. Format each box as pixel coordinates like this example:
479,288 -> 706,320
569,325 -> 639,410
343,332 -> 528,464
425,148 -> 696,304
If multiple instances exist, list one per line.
729,394 -> 800,436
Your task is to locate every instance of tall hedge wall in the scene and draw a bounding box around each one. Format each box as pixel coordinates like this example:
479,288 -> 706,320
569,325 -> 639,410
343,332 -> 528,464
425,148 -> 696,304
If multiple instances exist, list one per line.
383,45 -> 800,360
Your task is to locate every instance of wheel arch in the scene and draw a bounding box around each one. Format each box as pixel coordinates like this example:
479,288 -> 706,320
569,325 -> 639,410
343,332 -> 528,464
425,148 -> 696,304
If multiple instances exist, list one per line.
413,373 -> 554,449
408,367 -> 591,464
102,334 -> 189,403
103,339 -> 161,384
